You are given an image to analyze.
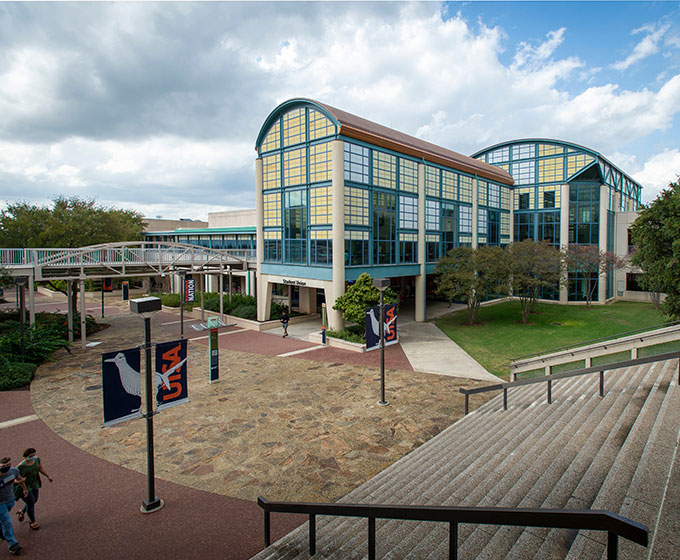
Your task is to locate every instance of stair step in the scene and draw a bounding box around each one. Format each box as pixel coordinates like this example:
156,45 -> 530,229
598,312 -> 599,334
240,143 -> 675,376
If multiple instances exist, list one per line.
461,364 -> 659,558
250,359 -> 679,560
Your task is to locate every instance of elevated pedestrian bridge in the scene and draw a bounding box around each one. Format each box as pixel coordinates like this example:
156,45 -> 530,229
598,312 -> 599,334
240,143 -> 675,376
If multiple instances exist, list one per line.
0,241 -> 252,281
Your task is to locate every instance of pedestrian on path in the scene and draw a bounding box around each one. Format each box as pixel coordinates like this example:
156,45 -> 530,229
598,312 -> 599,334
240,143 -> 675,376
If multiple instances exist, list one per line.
280,310 -> 289,338
15,448 -> 52,531
0,456 -> 27,556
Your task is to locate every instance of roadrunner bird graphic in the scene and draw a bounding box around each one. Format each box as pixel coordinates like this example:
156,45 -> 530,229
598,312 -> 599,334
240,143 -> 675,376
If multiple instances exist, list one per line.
104,352 -> 187,398
367,308 -> 397,338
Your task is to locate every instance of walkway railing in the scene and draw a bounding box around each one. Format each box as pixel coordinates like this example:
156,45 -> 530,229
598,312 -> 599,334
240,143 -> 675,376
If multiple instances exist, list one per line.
462,351 -> 680,415
257,497 -> 648,560
510,321 -> 680,380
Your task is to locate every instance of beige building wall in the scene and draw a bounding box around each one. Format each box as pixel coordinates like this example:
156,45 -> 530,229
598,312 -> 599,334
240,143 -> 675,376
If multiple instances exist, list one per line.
208,209 -> 256,228
143,217 -> 208,232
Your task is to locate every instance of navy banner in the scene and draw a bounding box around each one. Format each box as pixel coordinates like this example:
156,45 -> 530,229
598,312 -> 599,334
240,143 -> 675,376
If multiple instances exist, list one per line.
102,347 -> 142,426
365,304 -> 398,352
155,338 -> 189,410
184,278 -> 196,303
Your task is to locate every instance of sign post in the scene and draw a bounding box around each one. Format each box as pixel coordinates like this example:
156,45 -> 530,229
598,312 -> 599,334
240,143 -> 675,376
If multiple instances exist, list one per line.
321,303 -> 327,345
208,316 -> 219,383
129,297 -> 164,514
121,281 -> 129,301
371,278 -> 393,406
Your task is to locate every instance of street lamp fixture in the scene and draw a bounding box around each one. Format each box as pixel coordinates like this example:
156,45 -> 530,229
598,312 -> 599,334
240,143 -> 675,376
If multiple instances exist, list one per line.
130,296 -> 163,513
372,277 -> 390,406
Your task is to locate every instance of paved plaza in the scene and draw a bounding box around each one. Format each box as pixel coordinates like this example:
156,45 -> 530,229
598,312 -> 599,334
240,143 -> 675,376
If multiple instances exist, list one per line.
1,291 -> 495,558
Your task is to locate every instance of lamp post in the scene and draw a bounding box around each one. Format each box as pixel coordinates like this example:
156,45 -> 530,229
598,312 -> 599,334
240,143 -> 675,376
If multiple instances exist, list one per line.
179,271 -> 186,339
372,277 -> 390,406
130,296 -> 163,514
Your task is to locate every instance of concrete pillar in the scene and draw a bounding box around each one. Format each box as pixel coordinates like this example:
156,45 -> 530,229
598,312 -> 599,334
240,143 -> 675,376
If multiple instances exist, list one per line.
142,277 -> 151,294
257,275 -> 273,321
255,156 -> 265,320
328,139 -> 345,331
299,287 -> 316,314
415,161 -> 427,322
631,347 -> 638,359
248,270 -> 256,296
598,184 -> 608,303
508,188 -> 515,244
471,176 -> 479,249
585,356 -> 592,368
28,272 -> 35,325
559,183 -> 570,304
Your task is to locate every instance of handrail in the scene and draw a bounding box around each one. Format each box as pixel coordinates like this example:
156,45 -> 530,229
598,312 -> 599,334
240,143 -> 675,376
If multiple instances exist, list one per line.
461,351 -> 680,415
257,497 -> 648,559
511,320 -> 680,362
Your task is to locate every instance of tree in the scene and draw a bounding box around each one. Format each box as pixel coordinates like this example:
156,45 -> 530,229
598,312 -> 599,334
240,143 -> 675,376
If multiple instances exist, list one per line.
0,196 -> 145,248
435,246 -> 511,325
508,239 -> 562,323
332,273 -> 398,333
0,196 -> 145,314
631,179 -> 680,319
563,244 -> 625,307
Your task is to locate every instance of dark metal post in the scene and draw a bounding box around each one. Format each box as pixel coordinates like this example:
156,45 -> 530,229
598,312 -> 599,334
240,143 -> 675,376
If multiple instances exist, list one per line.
378,289 -> 387,405
548,379 -> 552,404
503,387 -> 508,410
599,371 -> 605,397
180,272 -> 185,339
264,510 -> 271,547
141,316 -> 162,513
368,517 -> 376,560
464,394 -> 469,416
101,280 -> 105,318
449,521 -> 458,560
607,532 -> 618,560
309,514 -> 316,555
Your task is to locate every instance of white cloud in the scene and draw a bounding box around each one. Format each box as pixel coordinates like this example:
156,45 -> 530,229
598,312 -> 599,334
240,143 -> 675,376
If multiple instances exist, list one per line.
1,2 -> 679,219
612,22 -> 671,71
633,149 -> 680,204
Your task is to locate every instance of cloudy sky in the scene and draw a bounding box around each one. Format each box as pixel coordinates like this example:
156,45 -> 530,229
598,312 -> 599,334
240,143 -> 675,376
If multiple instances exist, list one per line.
1,1 -> 679,220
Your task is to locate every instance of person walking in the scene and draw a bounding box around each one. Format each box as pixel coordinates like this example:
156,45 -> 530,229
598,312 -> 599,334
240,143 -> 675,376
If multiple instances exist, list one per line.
280,309 -> 289,338
0,456 -> 26,556
15,448 -> 52,531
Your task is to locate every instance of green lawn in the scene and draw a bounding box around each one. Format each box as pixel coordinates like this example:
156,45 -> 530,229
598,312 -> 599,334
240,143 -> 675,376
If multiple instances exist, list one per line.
435,301 -> 672,379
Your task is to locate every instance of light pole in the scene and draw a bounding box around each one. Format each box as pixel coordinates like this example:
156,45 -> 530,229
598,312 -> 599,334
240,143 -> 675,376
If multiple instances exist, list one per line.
372,277 -> 390,406
179,271 -> 186,339
130,296 -> 163,514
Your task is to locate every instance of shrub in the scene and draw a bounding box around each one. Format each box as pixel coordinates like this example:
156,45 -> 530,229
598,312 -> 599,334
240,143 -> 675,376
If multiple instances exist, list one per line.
0,356 -> 38,391
230,303 -> 257,319
0,322 -> 69,364
327,325 -> 365,344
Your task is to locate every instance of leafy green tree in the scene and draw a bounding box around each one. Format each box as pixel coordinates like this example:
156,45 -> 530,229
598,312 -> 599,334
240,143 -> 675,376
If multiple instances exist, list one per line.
0,196 -> 145,313
435,246 -> 511,325
564,244 -> 625,308
631,179 -> 680,318
332,273 -> 398,331
0,196 -> 145,248
508,240 -> 562,322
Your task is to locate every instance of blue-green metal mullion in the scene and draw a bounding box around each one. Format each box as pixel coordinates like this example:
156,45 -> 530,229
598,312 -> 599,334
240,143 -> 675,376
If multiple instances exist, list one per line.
369,188 -> 374,265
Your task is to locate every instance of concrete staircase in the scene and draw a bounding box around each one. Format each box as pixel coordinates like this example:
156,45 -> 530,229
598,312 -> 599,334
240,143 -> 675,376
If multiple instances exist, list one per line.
251,359 -> 680,559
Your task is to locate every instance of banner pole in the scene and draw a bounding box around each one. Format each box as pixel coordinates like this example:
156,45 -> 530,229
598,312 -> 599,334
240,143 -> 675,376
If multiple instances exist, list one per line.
141,316 -> 162,513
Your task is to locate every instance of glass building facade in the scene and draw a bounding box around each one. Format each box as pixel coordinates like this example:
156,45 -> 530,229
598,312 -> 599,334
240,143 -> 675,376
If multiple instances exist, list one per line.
473,140 -> 642,302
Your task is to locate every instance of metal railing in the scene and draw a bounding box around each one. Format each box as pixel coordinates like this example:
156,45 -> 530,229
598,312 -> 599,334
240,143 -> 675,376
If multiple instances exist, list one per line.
462,351 -> 680,415
257,497 -> 648,560
512,321 -> 680,363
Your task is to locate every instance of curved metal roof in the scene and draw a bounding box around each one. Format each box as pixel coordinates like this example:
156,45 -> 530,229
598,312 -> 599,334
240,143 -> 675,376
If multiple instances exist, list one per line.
256,98 -> 514,186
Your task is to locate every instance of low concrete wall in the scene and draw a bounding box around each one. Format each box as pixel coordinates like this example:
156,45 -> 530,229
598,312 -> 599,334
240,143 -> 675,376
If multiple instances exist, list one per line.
308,332 -> 365,353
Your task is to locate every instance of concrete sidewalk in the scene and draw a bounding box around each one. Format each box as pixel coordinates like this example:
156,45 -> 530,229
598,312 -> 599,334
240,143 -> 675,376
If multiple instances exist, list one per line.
398,321 -> 500,382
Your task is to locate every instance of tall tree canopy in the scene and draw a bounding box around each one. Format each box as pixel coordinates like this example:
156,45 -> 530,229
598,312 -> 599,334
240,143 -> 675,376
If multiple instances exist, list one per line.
631,179 -> 680,319
0,196 -> 145,248
563,244 -> 625,308
435,245 -> 511,325
508,239 -> 562,323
